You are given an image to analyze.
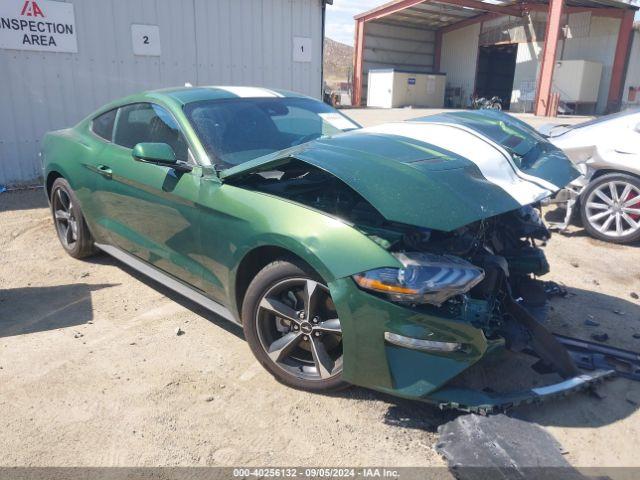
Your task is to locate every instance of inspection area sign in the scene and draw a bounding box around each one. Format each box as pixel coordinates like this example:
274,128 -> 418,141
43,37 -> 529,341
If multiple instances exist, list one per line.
0,0 -> 77,52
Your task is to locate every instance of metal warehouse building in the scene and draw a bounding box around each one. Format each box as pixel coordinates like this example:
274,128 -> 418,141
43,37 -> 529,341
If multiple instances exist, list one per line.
0,0 -> 330,186
353,0 -> 639,115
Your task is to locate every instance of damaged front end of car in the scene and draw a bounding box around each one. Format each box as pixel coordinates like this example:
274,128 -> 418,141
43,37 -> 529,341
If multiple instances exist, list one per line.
222,110 -> 613,413
337,206 -> 613,413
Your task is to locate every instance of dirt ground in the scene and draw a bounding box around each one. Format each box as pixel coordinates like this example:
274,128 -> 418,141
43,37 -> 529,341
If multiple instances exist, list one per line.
1,109 -> 640,472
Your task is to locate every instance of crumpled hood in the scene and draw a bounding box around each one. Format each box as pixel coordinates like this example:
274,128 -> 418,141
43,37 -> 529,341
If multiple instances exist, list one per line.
221,110 -> 579,232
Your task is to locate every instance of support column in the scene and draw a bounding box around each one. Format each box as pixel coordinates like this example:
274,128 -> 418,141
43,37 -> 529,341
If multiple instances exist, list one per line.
352,18 -> 365,107
534,0 -> 564,116
607,9 -> 634,112
434,30 -> 443,72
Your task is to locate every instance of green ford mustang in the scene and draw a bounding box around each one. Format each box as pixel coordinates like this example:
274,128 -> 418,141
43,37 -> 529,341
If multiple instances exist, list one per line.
42,86 -> 611,412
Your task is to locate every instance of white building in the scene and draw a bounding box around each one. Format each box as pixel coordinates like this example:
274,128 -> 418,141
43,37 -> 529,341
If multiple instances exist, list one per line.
353,0 -> 639,116
622,22 -> 640,109
0,0 -> 330,185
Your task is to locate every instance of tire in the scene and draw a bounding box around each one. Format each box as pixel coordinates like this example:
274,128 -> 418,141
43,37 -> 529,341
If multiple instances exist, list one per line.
241,258 -> 348,392
580,173 -> 640,244
492,102 -> 502,111
50,177 -> 97,258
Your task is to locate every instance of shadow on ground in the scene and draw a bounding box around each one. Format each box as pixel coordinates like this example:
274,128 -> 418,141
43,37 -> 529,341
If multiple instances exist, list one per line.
0,189 -> 48,212
88,253 -> 245,339
0,283 -> 118,337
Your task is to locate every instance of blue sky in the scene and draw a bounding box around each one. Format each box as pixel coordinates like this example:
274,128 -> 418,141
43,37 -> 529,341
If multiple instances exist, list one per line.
325,1 -> 640,46
325,0 -> 387,45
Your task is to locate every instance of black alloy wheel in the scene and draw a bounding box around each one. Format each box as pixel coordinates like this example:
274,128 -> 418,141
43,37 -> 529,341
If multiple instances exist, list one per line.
50,177 -> 96,258
242,260 -> 347,392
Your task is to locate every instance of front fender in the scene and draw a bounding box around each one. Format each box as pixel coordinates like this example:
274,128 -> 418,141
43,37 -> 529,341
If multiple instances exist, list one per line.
230,222 -> 399,286
197,183 -> 401,316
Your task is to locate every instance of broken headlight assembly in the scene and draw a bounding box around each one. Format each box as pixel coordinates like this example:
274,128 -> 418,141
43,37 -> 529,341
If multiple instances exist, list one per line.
353,252 -> 485,306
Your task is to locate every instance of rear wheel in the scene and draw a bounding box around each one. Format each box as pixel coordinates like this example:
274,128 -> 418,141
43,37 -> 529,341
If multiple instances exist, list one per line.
241,259 -> 347,392
50,177 -> 97,258
580,173 -> 640,244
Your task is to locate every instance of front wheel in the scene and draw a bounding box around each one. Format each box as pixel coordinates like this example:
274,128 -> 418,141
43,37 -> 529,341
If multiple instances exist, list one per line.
580,173 -> 640,244
241,259 -> 347,392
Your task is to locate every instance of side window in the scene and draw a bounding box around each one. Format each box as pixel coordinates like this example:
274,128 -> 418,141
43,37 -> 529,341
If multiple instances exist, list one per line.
91,109 -> 117,141
113,103 -> 189,161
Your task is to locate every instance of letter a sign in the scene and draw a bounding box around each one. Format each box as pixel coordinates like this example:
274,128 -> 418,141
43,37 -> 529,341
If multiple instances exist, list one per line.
0,0 -> 78,53
20,1 -> 45,17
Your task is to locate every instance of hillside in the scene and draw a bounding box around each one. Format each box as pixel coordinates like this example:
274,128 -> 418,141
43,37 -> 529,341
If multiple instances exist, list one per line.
323,37 -> 353,90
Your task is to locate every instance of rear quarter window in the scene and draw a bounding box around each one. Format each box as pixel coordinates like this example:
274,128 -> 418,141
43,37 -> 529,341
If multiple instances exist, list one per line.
91,109 -> 117,141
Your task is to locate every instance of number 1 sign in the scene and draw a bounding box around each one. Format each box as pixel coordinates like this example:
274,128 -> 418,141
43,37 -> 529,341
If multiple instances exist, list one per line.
293,37 -> 311,62
131,24 -> 161,56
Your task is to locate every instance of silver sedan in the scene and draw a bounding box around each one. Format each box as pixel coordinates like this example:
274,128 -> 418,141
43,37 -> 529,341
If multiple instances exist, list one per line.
540,109 -> 640,244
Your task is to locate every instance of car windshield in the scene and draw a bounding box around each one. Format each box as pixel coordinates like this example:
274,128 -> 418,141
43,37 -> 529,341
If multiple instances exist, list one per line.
184,97 -> 360,168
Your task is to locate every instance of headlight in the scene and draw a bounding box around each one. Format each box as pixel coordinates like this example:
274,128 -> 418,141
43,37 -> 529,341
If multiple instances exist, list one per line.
353,252 -> 484,306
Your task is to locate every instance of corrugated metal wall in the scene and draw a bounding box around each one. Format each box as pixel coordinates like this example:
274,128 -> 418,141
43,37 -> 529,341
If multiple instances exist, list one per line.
440,23 -> 481,105
440,13 -> 620,113
563,16 -> 619,113
510,16 -> 620,113
361,20 -> 436,103
0,0 -> 324,185
492,14 -> 620,113
622,29 -> 640,109
511,42 -> 544,112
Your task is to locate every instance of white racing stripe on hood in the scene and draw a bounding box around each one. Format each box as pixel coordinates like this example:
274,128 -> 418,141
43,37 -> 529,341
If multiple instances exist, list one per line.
415,121 -> 561,193
216,86 -> 283,98
364,122 -> 553,206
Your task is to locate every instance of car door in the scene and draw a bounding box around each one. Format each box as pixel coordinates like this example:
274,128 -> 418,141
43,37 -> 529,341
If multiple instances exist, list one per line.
94,102 -> 206,290
77,108 -> 118,242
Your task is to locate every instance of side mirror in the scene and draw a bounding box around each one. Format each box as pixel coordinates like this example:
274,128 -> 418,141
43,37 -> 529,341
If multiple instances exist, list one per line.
132,142 -> 177,165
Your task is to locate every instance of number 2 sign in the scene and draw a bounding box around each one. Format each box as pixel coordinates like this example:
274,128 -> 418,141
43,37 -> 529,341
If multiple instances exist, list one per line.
293,37 -> 312,62
131,24 -> 161,56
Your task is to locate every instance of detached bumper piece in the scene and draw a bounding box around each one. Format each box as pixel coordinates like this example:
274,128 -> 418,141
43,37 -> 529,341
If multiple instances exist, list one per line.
555,334 -> 640,382
426,369 -> 614,415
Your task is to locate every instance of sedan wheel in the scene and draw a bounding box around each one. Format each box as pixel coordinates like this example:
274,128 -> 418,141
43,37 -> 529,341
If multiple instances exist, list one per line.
242,260 -> 347,391
581,173 -> 640,244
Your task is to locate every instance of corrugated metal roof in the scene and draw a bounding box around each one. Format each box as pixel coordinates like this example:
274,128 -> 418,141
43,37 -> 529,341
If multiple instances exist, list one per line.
529,0 -> 640,7
356,0 -> 639,28
375,4 -> 480,29
356,0 -> 501,29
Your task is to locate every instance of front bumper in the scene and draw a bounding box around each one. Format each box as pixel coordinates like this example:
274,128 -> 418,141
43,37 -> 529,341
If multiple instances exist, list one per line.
329,277 -> 491,399
329,277 -> 614,412
427,370 -> 614,414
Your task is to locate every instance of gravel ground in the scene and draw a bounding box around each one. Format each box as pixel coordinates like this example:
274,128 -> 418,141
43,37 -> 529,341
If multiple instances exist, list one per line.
1,109 -> 639,472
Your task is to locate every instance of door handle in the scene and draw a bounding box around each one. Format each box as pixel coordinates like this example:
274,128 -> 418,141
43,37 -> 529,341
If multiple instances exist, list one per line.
97,164 -> 113,179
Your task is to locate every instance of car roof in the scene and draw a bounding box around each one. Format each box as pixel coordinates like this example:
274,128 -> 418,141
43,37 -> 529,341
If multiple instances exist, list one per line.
143,86 -> 310,106
84,86 -> 315,125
